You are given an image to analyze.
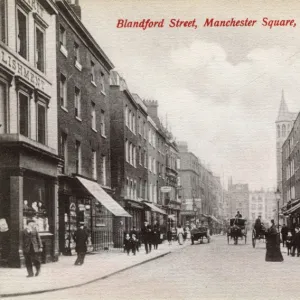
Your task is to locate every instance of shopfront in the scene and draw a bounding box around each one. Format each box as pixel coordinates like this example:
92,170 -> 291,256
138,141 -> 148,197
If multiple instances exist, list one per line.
59,176 -> 131,255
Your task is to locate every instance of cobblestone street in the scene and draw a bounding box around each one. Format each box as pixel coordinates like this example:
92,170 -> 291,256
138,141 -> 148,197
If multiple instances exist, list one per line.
6,236 -> 299,300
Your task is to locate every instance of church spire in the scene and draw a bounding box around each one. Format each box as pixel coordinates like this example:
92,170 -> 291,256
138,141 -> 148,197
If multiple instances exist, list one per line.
276,89 -> 290,122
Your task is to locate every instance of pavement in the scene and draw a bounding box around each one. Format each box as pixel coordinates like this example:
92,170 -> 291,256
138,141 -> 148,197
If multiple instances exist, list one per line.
0,239 -> 190,298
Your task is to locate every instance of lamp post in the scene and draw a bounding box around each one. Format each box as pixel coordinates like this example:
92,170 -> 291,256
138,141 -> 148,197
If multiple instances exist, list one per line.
275,189 -> 281,231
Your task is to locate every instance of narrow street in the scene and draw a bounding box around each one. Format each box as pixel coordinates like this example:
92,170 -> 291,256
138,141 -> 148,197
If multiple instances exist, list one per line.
7,236 -> 299,300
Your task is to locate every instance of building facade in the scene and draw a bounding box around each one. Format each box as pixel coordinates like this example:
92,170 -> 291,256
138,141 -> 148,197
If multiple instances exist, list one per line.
56,1 -> 130,254
0,0 -> 59,267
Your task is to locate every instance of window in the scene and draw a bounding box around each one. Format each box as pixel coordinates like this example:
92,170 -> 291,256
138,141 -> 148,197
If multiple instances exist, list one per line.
139,146 -> 142,165
149,156 -> 152,172
35,26 -> 45,72
19,92 -> 29,137
144,180 -> 147,199
91,102 -> 96,130
129,143 -> 132,165
129,111 -> 132,131
177,159 -> 181,170
125,140 -> 129,162
60,132 -> 68,173
132,114 -> 135,134
37,103 -> 46,145
126,178 -> 130,197
143,122 -> 146,139
100,110 -> 105,136
17,8 -> 27,59
144,150 -> 147,168
153,158 -> 156,174
60,74 -> 67,108
92,150 -> 97,180
282,124 -> 286,137
75,140 -> 81,174
138,116 -> 141,135
125,105 -> 128,127
0,81 -> 7,133
74,87 -> 81,118
74,42 -> 80,63
0,0 -> 7,43
100,72 -> 105,93
101,156 -> 107,186
133,146 -> 136,167
149,183 -> 152,202
59,25 -> 66,47
91,61 -> 95,83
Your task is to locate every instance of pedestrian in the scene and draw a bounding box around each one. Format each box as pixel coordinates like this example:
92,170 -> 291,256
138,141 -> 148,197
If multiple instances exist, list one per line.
153,221 -> 160,250
141,221 -> 151,254
281,223 -> 288,247
167,228 -> 172,245
130,225 -> 139,252
265,220 -> 283,262
23,219 -> 43,277
292,226 -> 300,257
73,222 -> 88,265
286,231 -> 293,256
124,233 -> 135,255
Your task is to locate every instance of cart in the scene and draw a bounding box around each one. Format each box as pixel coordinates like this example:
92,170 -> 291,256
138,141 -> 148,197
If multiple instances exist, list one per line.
227,218 -> 247,245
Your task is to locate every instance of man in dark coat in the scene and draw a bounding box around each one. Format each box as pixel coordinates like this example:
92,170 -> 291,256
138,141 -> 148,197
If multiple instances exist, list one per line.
281,223 -> 288,247
254,216 -> 262,238
73,222 -> 88,265
292,226 -> 300,257
141,221 -> 151,254
152,221 -> 161,250
235,211 -> 242,218
23,219 -> 43,277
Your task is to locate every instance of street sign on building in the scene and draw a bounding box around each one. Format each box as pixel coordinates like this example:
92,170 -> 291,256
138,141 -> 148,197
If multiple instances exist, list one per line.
161,186 -> 172,193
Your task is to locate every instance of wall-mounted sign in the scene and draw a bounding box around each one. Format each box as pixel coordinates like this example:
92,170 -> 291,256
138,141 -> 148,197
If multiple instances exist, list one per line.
161,186 -> 172,193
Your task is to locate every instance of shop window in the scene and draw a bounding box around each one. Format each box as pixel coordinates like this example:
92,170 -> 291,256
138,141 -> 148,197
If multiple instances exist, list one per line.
19,92 -> 29,137
60,73 -> 67,108
91,102 -> 96,130
75,140 -> 81,174
23,177 -> 49,232
0,81 -> 8,134
0,0 -> 7,44
37,102 -> 47,145
35,25 -> 45,73
100,110 -> 105,136
74,87 -> 81,119
17,8 -> 27,59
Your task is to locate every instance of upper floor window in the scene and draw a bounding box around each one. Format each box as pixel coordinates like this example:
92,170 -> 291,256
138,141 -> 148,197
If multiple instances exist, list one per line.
100,72 -> 105,93
125,139 -> 129,162
59,25 -> 66,47
0,81 -> 8,133
129,111 -> 132,131
74,87 -> 81,119
138,116 -> 141,135
60,132 -> 68,173
60,74 -> 67,108
92,150 -> 97,180
0,0 -> 7,44
282,124 -> 286,138
143,122 -> 146,139
132,113 -> 136,134
91,102 -> 96,130
129,143 -> 133,165
100,110 -> 105,136
101,156 -> 107,186
125,105 -> 128,127
91,61 -> 95,83
17,8 -> 27,59
75,140 -> 81,174
144,150 -> 147,168
37,102 -> 47,145
133,146 -> 136,167
35,25 -> 45,73
74,42 -> 80,63
19,92 -> 29,137
139,146 -> 142,165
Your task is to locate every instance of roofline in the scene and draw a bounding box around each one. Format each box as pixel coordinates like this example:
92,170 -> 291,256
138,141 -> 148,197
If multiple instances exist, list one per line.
56,0 -> 114,71
282,111 -> 300,148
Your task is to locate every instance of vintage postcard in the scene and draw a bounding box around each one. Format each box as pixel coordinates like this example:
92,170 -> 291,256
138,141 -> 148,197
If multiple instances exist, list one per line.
0,0 -> 299,299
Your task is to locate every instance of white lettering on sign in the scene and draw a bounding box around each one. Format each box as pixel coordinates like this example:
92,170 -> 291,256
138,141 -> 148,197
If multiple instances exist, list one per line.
1,46 -> 46,91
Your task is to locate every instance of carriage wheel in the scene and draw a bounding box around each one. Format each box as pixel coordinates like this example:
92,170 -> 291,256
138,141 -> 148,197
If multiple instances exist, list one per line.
252,230 -> 256,248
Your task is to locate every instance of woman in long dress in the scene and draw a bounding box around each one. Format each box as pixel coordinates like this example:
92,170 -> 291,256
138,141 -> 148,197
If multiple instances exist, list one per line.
265,219 -> 284,262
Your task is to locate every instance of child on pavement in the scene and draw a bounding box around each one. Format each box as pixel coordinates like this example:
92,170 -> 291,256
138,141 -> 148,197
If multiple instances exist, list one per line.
286,231 -> 293,256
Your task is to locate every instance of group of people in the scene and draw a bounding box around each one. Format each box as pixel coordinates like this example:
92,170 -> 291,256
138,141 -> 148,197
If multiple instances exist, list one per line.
281,224 -> 300,257
124,220 -> 161,255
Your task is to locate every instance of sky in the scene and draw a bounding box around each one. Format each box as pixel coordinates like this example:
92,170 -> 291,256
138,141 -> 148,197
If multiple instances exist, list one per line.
79,0 -> 300,190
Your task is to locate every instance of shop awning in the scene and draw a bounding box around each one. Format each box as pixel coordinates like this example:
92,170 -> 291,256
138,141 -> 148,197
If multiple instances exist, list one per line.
143,202 -> 167,215
76,177 -> 132,217
284,202 -> 300,215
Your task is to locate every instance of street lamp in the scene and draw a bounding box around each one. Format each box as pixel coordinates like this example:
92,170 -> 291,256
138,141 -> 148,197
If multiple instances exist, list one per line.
275,189 -> 281,230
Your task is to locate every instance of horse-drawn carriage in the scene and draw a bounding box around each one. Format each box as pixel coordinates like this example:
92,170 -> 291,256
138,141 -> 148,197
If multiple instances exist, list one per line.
191,217 -> 210,245
227,218 -> 247,245
252,223 -> 267,248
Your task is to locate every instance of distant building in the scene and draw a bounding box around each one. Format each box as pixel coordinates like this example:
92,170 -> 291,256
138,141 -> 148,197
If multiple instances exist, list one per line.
276,90 -> 297,196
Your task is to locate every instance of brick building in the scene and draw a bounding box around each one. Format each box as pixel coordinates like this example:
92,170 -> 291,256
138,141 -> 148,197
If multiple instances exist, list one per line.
55,0 -> 130,255
0,0 -> 59,267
